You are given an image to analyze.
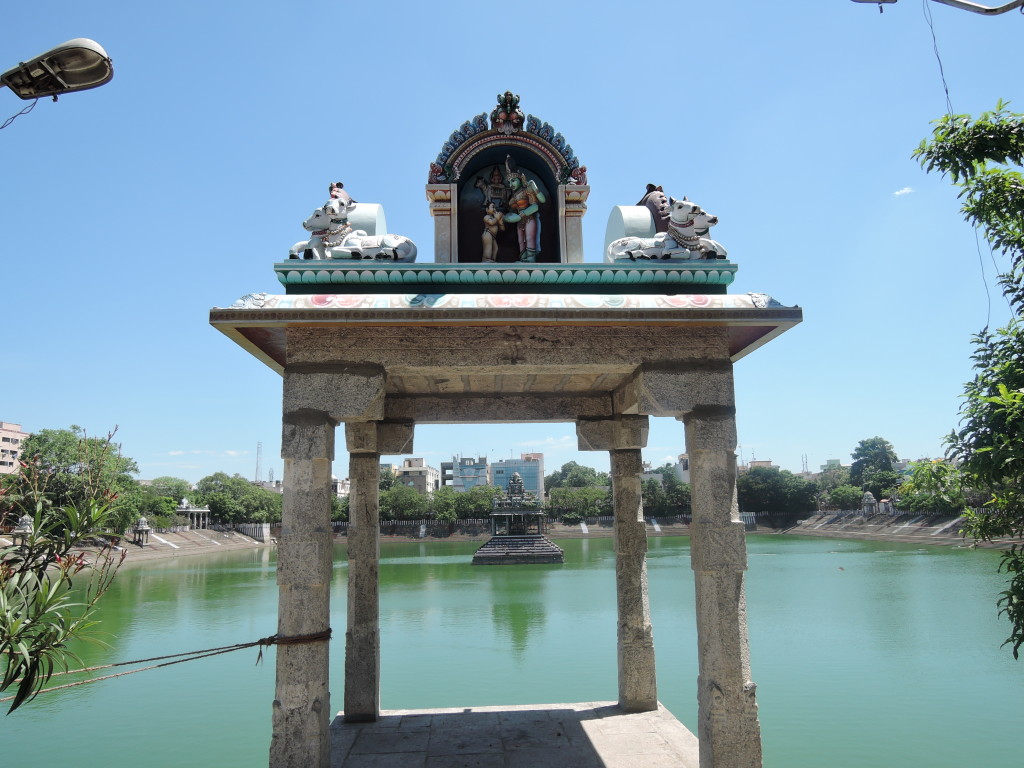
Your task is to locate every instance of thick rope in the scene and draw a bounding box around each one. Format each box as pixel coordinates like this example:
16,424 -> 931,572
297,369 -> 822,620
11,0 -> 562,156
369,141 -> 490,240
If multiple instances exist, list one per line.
0,629 -> 331,703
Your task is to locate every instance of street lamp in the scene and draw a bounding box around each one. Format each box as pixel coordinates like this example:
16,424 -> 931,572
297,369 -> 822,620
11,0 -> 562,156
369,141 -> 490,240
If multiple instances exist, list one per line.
1,38 -> 113,100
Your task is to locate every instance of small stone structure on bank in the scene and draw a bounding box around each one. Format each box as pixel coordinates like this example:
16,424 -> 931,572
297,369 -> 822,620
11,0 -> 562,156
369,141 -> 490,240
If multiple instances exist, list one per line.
210,92 -> 801,768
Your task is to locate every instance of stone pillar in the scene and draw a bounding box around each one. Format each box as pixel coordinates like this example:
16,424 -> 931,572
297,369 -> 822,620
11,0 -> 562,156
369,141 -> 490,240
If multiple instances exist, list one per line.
272,412 -> 336,768
577,416 -> 657,712
426,184 -> 456,263
558,184 -> 590,264
684,405 -> 762,768
271,365 -> 389,767
343,421 -> 414,723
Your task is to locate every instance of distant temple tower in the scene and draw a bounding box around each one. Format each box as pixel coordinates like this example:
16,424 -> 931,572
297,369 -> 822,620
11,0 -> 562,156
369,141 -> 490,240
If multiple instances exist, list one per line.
472,471 -> 564,564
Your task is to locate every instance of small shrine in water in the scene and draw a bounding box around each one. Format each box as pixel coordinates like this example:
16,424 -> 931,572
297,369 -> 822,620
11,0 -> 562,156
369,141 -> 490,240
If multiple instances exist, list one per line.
211,91 -> 802,768
472,471 -> 564,564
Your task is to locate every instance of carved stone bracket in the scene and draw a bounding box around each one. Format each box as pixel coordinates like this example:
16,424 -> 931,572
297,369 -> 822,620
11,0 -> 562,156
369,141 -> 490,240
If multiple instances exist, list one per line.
576,415 -> 650,452
345,421 -> 414,456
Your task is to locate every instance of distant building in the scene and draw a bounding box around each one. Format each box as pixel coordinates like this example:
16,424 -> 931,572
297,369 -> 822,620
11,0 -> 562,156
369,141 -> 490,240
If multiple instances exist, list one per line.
396,458 -> 440,494
820,459 -> 849,471
737,459 -> 778,475
441,455 -> 490,492
675,454 -> 690,484
0,421 -> 28,475
332,476 -> 350,497
253,480 -> 285,495
491,453 -> 545,498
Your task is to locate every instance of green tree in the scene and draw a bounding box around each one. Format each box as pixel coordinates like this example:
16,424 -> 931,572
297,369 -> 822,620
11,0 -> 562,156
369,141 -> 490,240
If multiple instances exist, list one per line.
545,461 -> 608,489
641,478 -> 667,516
429,486 -> 459,523
914,100 -> 1024,307
12,426 -> 140,534
916,101 -> 1024,656
455,485 -> 503,519
1,436 -> 126,712
379,484 -> 428,521
194,473 -> 282,524
737,467 -> 816,515
331,494 -> 348,522
148,476 -> 193,503
547,486 -> 609,522
378,467 -> 397,492
897,460 -> 971,516
849,437 -> 898,488
827,485 -> 864,511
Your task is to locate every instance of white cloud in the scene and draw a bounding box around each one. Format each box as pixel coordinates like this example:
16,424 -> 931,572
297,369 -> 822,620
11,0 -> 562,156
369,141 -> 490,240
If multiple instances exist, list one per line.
516,435 -> 575,449
166,449 -> 250,457
893,187 -> 914,196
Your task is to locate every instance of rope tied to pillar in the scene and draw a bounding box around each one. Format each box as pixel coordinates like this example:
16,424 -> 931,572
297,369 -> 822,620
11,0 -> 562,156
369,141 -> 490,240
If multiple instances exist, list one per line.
0,628 -> 332,705
254,629 -> 333,665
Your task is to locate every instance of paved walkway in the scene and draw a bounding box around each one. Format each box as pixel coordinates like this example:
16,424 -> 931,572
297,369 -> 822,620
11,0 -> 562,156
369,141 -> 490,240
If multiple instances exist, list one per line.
330,701 -> 699,768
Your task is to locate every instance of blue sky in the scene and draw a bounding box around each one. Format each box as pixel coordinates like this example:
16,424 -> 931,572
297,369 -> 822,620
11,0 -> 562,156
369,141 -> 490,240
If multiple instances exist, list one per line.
2,1 -> 1021,484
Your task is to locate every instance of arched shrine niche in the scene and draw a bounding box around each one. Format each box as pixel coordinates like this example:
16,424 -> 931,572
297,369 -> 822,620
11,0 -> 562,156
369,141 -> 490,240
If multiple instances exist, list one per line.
426,91 -> 589,264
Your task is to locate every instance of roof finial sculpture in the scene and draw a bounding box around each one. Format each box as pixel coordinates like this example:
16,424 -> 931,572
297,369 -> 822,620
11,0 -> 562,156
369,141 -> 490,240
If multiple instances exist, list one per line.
491,91 -> 524,135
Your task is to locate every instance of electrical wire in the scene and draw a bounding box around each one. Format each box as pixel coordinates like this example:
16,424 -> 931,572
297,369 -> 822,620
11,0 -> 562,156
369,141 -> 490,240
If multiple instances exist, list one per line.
0,98 -> 38,130
923,0 -> 955,116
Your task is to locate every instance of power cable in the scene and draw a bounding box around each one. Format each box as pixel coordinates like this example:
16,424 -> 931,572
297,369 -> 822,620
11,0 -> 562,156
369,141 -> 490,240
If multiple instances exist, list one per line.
0,99 -> 38,130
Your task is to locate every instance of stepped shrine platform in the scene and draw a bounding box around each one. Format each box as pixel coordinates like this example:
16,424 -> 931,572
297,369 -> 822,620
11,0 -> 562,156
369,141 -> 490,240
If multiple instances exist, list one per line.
329,701 -> 698,768
471,534 -> 565,565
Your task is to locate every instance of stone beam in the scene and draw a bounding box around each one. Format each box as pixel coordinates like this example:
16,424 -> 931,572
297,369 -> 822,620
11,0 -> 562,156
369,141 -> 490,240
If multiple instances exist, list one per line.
384,394 -> 614,423
614,362 -> 735,418
285,326 -> 730,369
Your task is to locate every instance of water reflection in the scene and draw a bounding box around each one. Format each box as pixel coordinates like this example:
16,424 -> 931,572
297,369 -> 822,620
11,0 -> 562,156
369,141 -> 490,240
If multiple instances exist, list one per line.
4,535 -> 1020,768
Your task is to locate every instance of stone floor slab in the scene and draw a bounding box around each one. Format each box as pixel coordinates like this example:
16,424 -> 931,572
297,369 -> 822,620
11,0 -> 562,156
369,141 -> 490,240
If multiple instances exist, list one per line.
330,702 -> 698,768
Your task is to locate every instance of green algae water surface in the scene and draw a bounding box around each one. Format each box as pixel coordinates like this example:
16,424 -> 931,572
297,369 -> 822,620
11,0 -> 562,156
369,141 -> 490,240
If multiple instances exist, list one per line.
2,536 -> 1020,768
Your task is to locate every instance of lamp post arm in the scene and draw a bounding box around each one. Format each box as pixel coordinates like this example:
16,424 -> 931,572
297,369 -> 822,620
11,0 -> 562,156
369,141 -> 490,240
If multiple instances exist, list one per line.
852,0 -> 1024,13
933,0 -> 1024,14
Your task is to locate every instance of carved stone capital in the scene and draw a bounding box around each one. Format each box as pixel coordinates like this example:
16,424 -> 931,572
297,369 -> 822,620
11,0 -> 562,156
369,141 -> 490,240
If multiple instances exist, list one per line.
283,364 -> 386,422
345,421 -> 414,455
426,184 -> 455,217
576,415 -> 649,451
615,361 -> 734,418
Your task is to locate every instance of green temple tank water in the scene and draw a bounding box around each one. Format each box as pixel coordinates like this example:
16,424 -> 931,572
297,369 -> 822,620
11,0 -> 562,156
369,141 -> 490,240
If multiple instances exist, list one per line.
2,536 -> 1020,767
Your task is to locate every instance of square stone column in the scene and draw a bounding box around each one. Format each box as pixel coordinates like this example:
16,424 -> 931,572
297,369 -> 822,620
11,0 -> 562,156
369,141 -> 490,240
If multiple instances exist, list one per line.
343,421 -> 413,723
577,416 -> 657,712
272,412 -> 336,768
684,405 -> 762,768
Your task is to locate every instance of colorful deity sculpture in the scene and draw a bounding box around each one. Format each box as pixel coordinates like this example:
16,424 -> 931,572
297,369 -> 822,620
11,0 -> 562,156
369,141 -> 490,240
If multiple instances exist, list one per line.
481,201 -> 505,263
502,155 -> 546,262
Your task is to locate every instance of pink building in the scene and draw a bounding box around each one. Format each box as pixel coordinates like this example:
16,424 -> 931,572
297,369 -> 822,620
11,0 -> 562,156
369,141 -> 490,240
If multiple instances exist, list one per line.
0,421 -> 29,475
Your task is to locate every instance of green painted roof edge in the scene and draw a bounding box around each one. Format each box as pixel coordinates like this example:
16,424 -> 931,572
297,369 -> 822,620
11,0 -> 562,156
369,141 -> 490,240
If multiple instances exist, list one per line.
274,262 -> 737,293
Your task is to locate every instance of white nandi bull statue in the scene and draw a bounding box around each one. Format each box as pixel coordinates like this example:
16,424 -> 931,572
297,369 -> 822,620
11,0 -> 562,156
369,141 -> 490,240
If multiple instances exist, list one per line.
288,193 -> 417,263
607,198 -> 727,262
